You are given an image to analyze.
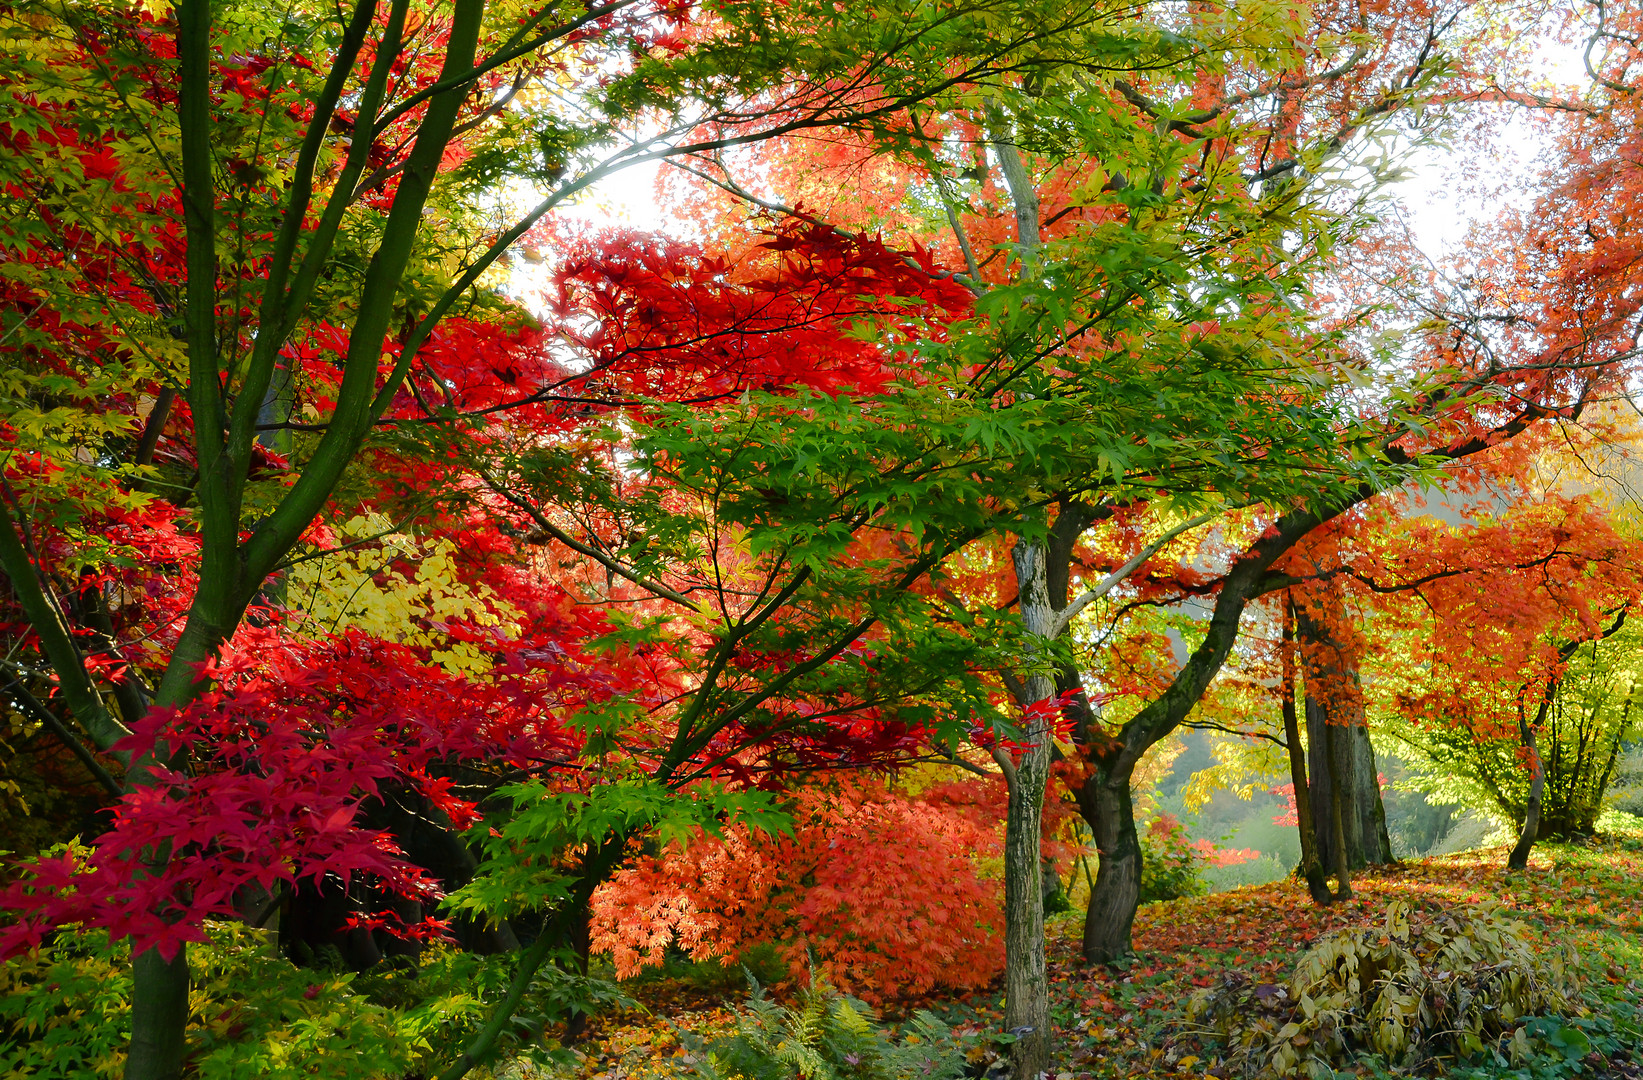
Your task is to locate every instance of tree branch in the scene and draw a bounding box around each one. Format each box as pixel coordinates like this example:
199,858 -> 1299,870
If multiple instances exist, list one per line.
479,472 -> 702,611
0,496 -> 130,753
3,678 -> 122,795
1051,509 -> 1220,636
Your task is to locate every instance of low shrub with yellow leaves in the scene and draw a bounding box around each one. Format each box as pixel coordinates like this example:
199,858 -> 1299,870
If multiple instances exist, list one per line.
1183,901 -> 1583,1077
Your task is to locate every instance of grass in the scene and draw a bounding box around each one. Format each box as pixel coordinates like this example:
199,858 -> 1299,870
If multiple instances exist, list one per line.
517,819 -> 1643,1079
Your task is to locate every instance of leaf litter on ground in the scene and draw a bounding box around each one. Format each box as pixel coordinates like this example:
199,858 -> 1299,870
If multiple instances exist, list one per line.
505,827 -> 1643,1080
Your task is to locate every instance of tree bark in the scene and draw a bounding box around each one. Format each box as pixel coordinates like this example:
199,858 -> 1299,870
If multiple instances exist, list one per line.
1078,756 -> 1141,963
433,837 -> 625,1080
1304,698 -> 1395,868
1000,536 -> 1055,1080
1327,745 -> 1352,899
1281,596 -> 1331,905
1295,586 -> 1393,871
1508,690 -> 1555,871
561,896 -> 595,1043
982,105 -> 1056,1080
126,949 -> 189,1080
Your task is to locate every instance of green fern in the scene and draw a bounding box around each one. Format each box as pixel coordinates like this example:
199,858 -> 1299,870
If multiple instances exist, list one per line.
681,969 -> 973,1080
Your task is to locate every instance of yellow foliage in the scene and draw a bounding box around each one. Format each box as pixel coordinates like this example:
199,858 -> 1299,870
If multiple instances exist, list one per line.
1179,733 -> 1286,812
287,515 -> 521,676
1130,734 -> 1185,818
1186,901 -> 1583,1076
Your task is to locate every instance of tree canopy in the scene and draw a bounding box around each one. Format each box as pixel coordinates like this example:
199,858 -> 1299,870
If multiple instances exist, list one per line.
2,1 -> 1641,1079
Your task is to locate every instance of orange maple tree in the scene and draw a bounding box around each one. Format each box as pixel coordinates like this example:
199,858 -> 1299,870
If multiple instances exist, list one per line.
589,775 -> 1014,1002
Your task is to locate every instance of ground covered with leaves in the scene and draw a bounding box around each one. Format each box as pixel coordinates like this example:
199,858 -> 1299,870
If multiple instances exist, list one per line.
534,825 -> 1643,1080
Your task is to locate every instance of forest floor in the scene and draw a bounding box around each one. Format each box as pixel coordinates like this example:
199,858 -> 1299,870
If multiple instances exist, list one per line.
530,823 -> 1643,1080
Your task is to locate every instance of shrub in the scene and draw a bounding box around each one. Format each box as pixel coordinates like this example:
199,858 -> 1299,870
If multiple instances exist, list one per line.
0,921 -> 618,1079
590,777 -> 1004,1002
1185,902 -> 1583,1077
682,972 -> 976,1080
1139,814 -> 1209,904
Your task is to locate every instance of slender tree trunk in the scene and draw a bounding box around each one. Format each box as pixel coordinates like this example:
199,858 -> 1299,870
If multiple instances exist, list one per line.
1000,536 -> 1054,1080
1509,690 -> 1555,871
1078,756 -> 1141,963
1507,613 -> 1628,863
1507,725 -> 1544,871
122,1 -> 490,1073
124,619 -> 230,1080
983,111 -> 1054,1078
1281,596 -> 1331,905
434,837 -> 625,1080
562,897 -> 595,1043
1002,752 -> 1052,1079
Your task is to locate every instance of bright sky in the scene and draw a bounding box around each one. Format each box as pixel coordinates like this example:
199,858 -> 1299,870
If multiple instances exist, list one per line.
530,37 -> 1593,288
1388,40 -> 1588,260
558,120 -> 1579,267
556,158 -> 669,232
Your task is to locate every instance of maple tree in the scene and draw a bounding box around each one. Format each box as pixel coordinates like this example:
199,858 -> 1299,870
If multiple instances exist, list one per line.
589,774 -> 1010,1004
5,0 -> 1643,1078
1027,6 -> 1643,966
1391,616 -> 1641,847
0,1 -> 1169,1077
689,1 -> 1505,1060
1345,486 -> 1643,868
448,0 -> 1485,1068
1157,416 -> 1643,894
692,19 -> 1595,1050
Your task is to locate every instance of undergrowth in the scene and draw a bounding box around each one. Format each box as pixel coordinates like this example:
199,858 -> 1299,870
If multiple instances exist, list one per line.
563,823 -> 1643,1080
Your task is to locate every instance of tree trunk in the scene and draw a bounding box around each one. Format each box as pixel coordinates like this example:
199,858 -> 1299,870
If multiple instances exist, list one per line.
120,3 -> 491,1074
1068,511 -> 1340,963
1296,584 -> 1394,871
1327,749 -> 1352,899
126,950 -> 189,1080
1508,692 -> 1554,871
1000,536 -> 1055,1080
1304,698 -> 1394,870
1078,756 -> 1141,964
434,836 -> 626,1080
1507,725 -> 1544,870
562,896 -> 595,1043
1506,614 -> 1627,866
1002,748 -> 1052,1079
1281,596 -> 1331,905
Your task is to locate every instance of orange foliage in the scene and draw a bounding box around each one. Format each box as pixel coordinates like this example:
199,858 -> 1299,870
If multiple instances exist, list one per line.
1277,477 -> 1643,745
589,774 -> 1006,1002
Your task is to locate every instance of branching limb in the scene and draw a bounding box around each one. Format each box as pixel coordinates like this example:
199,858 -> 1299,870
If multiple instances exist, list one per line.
988,743 -> 1020,789
3,679 -> 122,795
663,155 -> 984,294
1051,510 -> 1220,636
478,471 -> 702,611
0,496 -> 130,753
1181,718 -> 1286,748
